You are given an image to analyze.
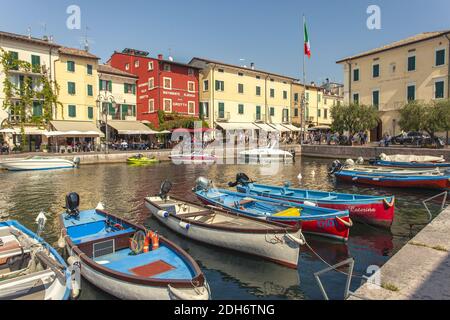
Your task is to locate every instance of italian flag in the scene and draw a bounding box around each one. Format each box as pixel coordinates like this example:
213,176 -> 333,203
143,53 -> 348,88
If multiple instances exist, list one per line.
304,19 -> 311,58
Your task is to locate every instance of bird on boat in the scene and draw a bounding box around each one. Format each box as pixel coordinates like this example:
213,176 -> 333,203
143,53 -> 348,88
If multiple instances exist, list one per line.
297,173 -> 303,180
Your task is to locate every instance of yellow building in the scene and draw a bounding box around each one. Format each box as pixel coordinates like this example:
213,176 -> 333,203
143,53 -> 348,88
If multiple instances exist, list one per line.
337,30 -> 450,141
189,58 -> 298,133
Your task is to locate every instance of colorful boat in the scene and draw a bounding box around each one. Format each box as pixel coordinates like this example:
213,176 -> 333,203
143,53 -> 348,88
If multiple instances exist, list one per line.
193,179 -> 352,242
229,174 -> 394,228
59,193 -> 210,300
0,156 -> 80,171
145,182 -> 304,269
369,153 -> 450,168
127,154 -> 159,165
0,220 -> 71,300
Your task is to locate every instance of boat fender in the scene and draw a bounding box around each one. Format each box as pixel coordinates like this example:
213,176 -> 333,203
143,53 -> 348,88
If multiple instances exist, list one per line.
336,217 -> 353,228
151,232 -> 160,250
143,231 -> 152,253
157,210 -> 169,218
285,233 -> 306,246
57,235 -> 66,249
303,201 -> 317,207
67,256 -> 81,299
179,221 -> 191,230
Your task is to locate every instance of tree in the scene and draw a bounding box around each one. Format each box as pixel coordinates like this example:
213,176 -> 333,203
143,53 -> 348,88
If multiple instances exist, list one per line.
330,103 -> 379,135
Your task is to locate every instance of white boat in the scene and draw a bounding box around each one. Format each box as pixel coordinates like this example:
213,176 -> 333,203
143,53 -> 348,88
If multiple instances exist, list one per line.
239,143 -> 293,162
144,182 -> 303,269
0,220 -> 71,300
0,156 -> 80,171
379,153 -> 446,163
169,152 -> 216,164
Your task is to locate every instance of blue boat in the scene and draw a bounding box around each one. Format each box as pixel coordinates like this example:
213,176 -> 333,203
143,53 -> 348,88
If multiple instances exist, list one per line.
194,179 -> 352,241
370,159 -> 450,169
59,193 -> 210,300
0,220 -> 71,300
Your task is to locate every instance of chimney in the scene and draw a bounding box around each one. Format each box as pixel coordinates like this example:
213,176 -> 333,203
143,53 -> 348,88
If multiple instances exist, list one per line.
158,54 -> 163,60
250,62 -> 255,70
43,35 -> 48,42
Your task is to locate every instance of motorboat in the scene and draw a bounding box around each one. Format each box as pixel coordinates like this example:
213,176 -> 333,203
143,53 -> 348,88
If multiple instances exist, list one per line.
239,142 -> 293,162
369,153 -> 450,168
229,173 -> 395,229
334,159 -> 440,176
0,220 -> 71,300
169,151 -> 216,164
145,181 -> 304,269
193,178 -> 352,242
0,156 -> 80,171
127,154 -> 159,165
59,193 -> 210,300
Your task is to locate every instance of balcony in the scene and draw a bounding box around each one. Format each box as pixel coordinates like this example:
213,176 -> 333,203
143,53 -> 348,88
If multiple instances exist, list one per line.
215,111 -> 230,121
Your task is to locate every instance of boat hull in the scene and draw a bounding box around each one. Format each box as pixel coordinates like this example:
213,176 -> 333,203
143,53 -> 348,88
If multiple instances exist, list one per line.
144,200 -> 301,268
370,160 -> 450,169
0,159 -> 75,171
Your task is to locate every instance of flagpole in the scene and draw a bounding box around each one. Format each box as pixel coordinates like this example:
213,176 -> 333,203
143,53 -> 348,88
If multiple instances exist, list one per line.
301,14 -> 307,145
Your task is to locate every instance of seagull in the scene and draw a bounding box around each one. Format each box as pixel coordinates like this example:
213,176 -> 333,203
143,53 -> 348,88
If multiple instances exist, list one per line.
297,173 -> 303,180
311,170 -> 316,177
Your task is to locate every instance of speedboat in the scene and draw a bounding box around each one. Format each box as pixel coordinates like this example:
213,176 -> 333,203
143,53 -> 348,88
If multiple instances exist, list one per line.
0,156 -> 80,171
59,193 -> 210,300
229,173 -> 395,229
193,178 -> 352,242
239,143 -> 293,162
169,151 -> 216,164
0,220 -> 71,300
127,154 -> 159,165
145,181 -> 304,269
369,153 -> 450,168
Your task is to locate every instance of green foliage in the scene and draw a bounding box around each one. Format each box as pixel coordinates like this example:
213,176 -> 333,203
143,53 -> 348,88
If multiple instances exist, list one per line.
399,100 -> 450,138
330,103 -> 379,135
157,112 -> 209,131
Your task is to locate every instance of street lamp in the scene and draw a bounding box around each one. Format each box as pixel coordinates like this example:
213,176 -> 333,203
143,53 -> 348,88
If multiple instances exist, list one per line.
97,92 -> 115,154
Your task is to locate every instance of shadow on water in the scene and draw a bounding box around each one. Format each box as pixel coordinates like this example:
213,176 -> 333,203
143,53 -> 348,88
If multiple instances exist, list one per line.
0,157 -> 446,300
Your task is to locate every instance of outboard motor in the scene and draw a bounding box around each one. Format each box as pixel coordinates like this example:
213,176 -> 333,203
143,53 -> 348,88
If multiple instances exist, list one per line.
328,160 -> 343,175
158,180 -> 173,200
73,157 -> 81,168
228,173 -> 252,187
355,157 -> 364,165
345,158 -> 355,166
65,192 -> 80,218
194,177 -> 211,192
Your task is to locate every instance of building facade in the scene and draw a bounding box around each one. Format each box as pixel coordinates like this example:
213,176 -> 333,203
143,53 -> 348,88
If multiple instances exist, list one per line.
337,30 -> 450,140
109,49 -> 200,128
189,58 -> 296,132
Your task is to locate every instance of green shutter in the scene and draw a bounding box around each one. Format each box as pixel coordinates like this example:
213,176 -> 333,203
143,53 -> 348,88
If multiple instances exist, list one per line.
99,79 -> 103,91
87,64 -> 93,75
109,103 -> 115,115
67,61 -> 75,72
238,104 -> 244,114
87,85 -> 93,96
32,101 -> 43,117
31,55 -> 41,72
124,83 -> 128,93
132,84 -> 136,94
88,106 -> 94,119
108,81 -> 112,92
408,56 -> 416,71
68,105 -> 76,117
68,82 -> 76,95
436,49 -> 445,66
9,51 -> 19,70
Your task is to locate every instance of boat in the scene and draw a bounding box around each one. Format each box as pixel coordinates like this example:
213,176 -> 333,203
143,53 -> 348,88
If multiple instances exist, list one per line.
239,143 -> 293,162
229,173 -> 395,229
169,151 -> 216,164
193,178 -> 352,242
0,156 -> 80,171
59,193 -> 210,300
0,220 -> 71,300
144,181 -> 304,269
329,160 -> 450,189
369,153 -> 450,168
127,154 -> 159,165
335,160 -> 440,176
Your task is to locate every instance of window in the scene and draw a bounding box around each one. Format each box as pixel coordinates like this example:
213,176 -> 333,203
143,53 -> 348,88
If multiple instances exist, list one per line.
238,83 -> 244,94
215,80 -> 224,91
199,102 -> 209,119
283,91 -> 288,100
163,77 -> 172,89
238,72 -> 244,77
294,108 -> 299,117
8,51 -> 19,70
108,103 -> 116,116
435,80 -> 445,99
188,101 -> 195,114
68,82 -> 76,95
31,55 -> 41,72
68,105 -> 76,117
436,49 -> 446,66
270,107 -> 275,116
256,75 -> 261,80
318,94 -> 321,103
306,92 -> 310,101
372,64 -> 380,78
283,109 -> 289,122
88,106 -> 94,119
256,86 -> 261,96
188,81 -> 195,92
218,69 -> 224,73
148,78 -> 154,89
203,80 -> 209,91
294,93 -> 299,102
188,68 -> 194,76
134,60 -> 140,68
125,63 -> 130,70
163,99 -> 172,112
218,102 -> 225,119
353,68 -> 359,82
67,61 -> 75,72
87,84 -> 93,96
324,98 -> 328,105
256,106 -> 261,120
372,90 -> 380,108
270,89 -> 275,98
87,64 -> 93,75
318,109 -> 321,118
353,93 -> 359,104
407,85 -> 416,101
99,80 -> 112,92
408,55 -> 416,72
163,64 -> 171,72
148,99 -> 155,112
324,109 -> 328,119
148,61 -> 154,70
238,104 -> 244,114
32,101 -> 42,117
124,83 -> 135,94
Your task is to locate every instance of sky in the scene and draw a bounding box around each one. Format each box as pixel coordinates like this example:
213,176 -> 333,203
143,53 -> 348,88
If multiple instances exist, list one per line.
1,0 -> 450,84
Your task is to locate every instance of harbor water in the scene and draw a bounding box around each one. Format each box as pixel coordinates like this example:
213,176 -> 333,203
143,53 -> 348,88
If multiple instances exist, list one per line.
0,157 -> 446,300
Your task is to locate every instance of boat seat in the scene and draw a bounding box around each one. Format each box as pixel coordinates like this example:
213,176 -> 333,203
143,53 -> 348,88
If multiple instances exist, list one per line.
282,191 -> 295,196
72,228 -> 135,245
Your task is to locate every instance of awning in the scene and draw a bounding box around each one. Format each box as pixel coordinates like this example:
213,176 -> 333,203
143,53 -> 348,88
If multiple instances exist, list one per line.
282,124 -> 303,132
0,127 -> 50,135
108,121 -> 158,135
50,121 -> 105,137
253,123 -> 279,132
216,122 -> 259,131
270,124 -> 291,132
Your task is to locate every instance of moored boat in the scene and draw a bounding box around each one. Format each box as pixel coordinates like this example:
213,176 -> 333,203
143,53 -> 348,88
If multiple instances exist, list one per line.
0,156 -> 80,171
127,154 -> 159,165
369,153 -> 450,168
169,152 -> 216,164
145,181 -> 304,269
239,146 -> 293,163
59,193 -> 210,300
193,178 -> 352,242
0,220 -> 71,300
229,173 -> 395,229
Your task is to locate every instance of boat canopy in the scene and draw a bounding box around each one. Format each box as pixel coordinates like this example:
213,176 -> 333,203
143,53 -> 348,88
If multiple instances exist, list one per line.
107,120 -> 159,135
216,122 -> 260,131
253,123 -> 279,132
49,121 -> 105,137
